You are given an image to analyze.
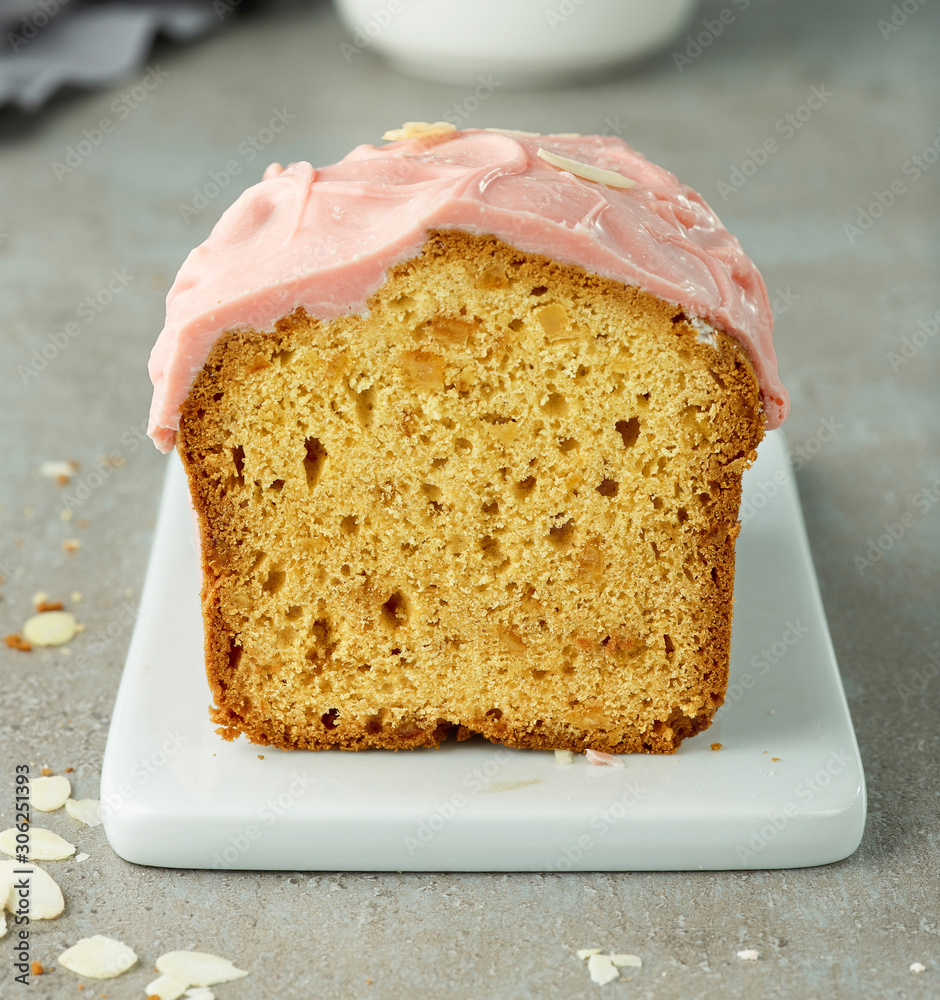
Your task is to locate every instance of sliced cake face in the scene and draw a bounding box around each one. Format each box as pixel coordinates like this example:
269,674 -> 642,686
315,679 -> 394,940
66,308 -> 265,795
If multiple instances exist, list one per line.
178,231 -> 763,753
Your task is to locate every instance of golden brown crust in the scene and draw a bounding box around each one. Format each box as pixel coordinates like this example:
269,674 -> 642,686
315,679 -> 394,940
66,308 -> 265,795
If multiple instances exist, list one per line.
177,230 -> 764,754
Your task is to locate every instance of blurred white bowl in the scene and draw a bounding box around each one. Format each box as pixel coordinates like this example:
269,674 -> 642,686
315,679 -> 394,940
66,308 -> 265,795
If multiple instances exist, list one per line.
334,0 -> 698,87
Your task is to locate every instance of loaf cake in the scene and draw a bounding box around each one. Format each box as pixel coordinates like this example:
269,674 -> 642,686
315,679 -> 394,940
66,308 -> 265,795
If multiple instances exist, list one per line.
148,124 -> 788,753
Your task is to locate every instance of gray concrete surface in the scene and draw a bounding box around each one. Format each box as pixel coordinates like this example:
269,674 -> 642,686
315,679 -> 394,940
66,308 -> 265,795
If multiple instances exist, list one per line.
1,0 -> 938,996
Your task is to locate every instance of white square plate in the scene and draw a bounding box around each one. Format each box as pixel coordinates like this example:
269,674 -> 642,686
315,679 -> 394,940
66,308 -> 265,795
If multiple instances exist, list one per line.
102,429 -> 865,870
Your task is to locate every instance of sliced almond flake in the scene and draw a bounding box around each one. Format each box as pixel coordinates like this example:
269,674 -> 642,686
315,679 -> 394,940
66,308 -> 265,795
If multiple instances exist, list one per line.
537,148 -> 635,189
75,852 -> 90,863
484,127 -> 541,137
31,775 -> 72,811
611,954 -> 643,968
910,962 -> 926,973
22,610 -> 78,647
185,990 -> 215,1000
0,826 -> 75,860
587,953 -> 620,986
585,749 -> 625,768
554,749 -> 575,765
736,949 -> 760,961
147,972 -> 189,1000
1,860 -> 65,919
58,935 -> 137,979
66,798 -> 103,828
0,910 -> 6,938
156,952 -> 249,986
383,121 -> 456,142
577,948 -> 602,960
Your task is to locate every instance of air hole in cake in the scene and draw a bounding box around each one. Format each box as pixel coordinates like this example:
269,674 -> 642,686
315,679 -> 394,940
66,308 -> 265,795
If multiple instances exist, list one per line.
514,476 -> 536,499
672,311 -> 688,325
401,542 -> 418,556
353,384 -> 376,428
231,445 -> 246,486
228,641 -> 242,672
268,479 -> 284,492
677,507 -> 689,523
531,669 -> 547,680
508,318 -> 524,332
699,492 -> 712,506
341,564 -> 352,576
709,368 -> 727,389
576,365 -> 590,377
615,416 -> 640,449
481,500 -> 499,515
286,605 -> 302,620
529,285 -> 548,296
421,483 -> 442,502
340,514 -> 359,535
480,535 -> 502,562
303,437 -> 328,489
359,663 -> 372,672
541,392 -> 568,417
381,592 -> 407,629
559,437 -> 578,453
322,709 -> 339,729
664,634 -> 675,654
212,391 -> 223,402
549,518 -> 575,547
365,712 -> 385,734
650,540 -> 661,560
597,478 -> 618,497
711,567 -> 719,583
431,457 -> 448,469
485,707 -> 503,720
273,348 -> 295,365
454,437 -> 472,454
262,567 -> 285,594
652,496 -> 663,510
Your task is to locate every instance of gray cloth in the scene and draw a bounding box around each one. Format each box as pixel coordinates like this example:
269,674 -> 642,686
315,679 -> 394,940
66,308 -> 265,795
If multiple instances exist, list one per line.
0,0 -> 220,111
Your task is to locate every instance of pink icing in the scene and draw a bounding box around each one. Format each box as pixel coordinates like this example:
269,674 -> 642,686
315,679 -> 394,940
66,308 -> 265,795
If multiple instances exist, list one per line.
148,129 -> 788,452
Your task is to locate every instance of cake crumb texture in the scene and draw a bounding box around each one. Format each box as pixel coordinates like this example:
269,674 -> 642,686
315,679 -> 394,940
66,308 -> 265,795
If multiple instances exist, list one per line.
177,231 -> 763,753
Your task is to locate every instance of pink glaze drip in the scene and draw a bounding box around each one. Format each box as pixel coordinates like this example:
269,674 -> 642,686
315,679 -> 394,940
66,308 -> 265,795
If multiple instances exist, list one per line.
148,129 -> 788,452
